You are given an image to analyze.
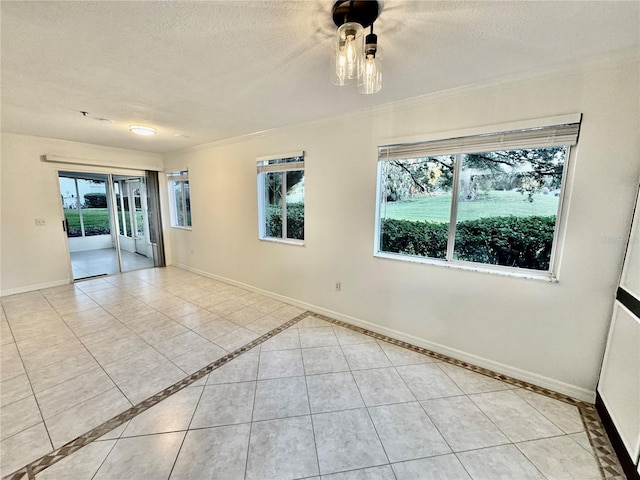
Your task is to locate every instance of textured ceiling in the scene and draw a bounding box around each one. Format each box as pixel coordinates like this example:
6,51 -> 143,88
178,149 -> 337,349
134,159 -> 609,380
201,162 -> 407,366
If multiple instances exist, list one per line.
1,1 -> 638,153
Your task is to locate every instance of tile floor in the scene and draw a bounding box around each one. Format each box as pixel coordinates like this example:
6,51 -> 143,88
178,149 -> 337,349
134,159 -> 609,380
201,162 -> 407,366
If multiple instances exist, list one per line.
71,248 -> 155,279
0,267 -> 621,479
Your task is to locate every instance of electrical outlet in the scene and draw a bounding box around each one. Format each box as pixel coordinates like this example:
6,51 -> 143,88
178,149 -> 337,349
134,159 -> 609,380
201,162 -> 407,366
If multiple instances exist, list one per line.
335,281 -> 341,291
35,218 -> 47,226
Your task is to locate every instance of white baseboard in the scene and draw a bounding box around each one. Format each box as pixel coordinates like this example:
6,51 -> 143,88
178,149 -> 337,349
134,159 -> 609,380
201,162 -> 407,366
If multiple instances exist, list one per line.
0,279 -> 71,297
174,263 -> 596,403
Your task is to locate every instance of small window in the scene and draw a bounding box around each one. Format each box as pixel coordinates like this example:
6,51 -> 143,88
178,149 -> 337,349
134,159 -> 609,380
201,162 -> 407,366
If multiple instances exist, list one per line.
257,152 -> 305,243
167,170 -> 191,228
376,118 -> 581,277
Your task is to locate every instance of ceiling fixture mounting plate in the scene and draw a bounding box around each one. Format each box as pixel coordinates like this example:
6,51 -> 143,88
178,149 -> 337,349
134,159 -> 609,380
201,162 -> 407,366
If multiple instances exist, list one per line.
332,0 -> 379,28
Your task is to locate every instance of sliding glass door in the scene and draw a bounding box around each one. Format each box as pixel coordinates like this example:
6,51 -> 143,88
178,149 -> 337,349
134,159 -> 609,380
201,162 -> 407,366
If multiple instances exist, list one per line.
58,170 -> 161,280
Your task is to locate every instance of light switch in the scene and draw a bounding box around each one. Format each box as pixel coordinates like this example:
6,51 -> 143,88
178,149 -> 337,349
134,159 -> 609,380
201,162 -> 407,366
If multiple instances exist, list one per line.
35,218 -> 47,226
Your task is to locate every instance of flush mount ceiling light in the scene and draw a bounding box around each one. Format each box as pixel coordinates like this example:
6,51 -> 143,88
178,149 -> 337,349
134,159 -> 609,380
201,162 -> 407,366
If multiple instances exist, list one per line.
129,125 -> 156,136
331,0 -> 382,94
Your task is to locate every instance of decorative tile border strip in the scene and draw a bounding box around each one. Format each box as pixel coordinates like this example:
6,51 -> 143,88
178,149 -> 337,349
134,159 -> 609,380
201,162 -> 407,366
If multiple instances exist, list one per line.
310,312 -> 626,480
4,312 -> 309,480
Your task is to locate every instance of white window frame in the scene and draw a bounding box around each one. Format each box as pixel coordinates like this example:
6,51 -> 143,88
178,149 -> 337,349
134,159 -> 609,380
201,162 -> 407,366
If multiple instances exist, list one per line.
257,151 -> 305,245
167,170 -> 192,229
374,115 -> 581,281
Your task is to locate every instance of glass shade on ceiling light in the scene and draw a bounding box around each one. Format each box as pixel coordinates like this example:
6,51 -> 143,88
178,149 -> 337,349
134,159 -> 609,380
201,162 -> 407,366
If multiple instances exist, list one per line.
357,36 -> 382,94
332,22 -> 364,85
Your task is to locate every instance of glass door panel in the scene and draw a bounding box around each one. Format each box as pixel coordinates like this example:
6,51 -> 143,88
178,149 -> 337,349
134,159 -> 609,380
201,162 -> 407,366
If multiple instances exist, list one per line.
112,175 -> 154,272
58,172 -> 119,280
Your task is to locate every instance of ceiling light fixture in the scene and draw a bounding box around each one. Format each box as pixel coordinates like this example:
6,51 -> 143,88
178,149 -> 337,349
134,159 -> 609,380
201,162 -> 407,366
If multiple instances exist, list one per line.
331,0 -> 382,94
129,125 -> 156,136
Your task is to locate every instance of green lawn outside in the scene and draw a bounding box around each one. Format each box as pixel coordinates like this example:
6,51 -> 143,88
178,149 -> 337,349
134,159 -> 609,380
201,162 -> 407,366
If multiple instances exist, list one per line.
64,208 -> 143,233
382,191 -> 559,223
64,208 -> 110,228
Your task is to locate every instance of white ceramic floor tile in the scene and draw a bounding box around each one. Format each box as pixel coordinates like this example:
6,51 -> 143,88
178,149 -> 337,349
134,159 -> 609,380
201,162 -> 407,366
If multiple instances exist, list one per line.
299,326 -> 339,348
569,431 -> 593,453
302,345 -> 350,375
117,361 -> 187,405
515,389 -> 584,434
0,321 -> 14,346
392,454 -> 472,480
170,424 -> 251,480
457,444 -> 544,480
270,305 -> 305,321
93,432 -> 185,480
46,387 -> 132,448
153,331 -> 213,360
377,341 -> 434,366
1,373 -> 32,407
368,402 -> 450,462
470,390 -> 563,443
516,435 -> 601,480
0,422 -> 52,476
36,440 -> 116,480
190,382 -> 256,428
35,368 -> 115,419
21,338 -> 88,372
253,376 -> 310,421
439,363 -> 514,395
421,396 -> 509,452
333,325 -> 377,346
225,307 -> 265,326
0,342 -> 26,380
306,372 -> 365,413
313,408 -> 388,475
342,343 -> 392,370
121,387 -> 203,437
214,327 -> 261,351
245,315 -> 286,335
207,351 -> 259,385
257,349 -> 304,379
0,394 -> 42,441
352,367 -> 416,406
396,364 -> 464,400
322,465 -> 396,480
171,342 -> 227,374
297,316 -> 330,328
174,310 -> 221,329
136,322 -> 189,344
28,350 -> 101,394
261,329 -> 301,351
85,335 -> 151,366
100,347 -> 168,386
246,416 -> 319,480
191,319 -> 240,342
16,330 -> 77,356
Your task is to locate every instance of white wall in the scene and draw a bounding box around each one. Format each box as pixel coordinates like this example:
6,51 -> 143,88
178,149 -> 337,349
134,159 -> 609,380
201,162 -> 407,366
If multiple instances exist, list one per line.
163,62 -> 640,400
68,235 -> 113,253
0,133 -> 163,294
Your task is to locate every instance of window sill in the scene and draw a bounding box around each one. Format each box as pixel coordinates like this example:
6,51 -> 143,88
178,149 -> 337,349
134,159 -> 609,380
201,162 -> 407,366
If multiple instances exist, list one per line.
170,226 -> 192,231
259,237 -> 305,247
374,251 -> 558,283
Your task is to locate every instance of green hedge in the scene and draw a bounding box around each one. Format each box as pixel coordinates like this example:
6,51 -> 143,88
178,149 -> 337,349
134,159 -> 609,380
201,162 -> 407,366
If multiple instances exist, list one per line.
266,203 -> 304,240
381,215 -> 556,270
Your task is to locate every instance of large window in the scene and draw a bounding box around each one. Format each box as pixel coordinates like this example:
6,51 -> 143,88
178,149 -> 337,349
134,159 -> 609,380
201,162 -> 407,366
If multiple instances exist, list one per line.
257,152 -> 305,243
167,170 -> 191,228
376,118 -> 581,277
